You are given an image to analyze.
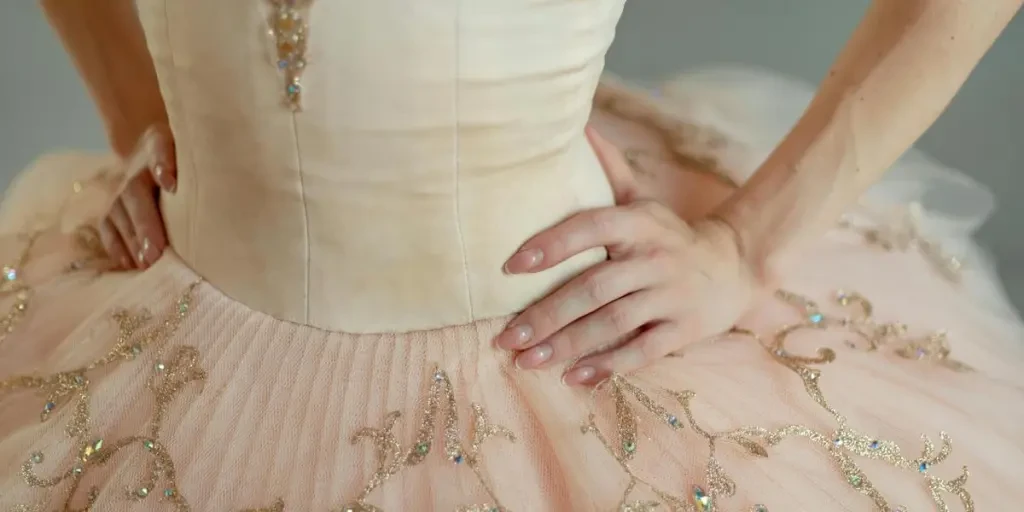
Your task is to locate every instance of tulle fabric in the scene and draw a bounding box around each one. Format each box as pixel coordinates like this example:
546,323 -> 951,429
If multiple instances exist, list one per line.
2,69 -> 1024,511
650,67 -> 1015,319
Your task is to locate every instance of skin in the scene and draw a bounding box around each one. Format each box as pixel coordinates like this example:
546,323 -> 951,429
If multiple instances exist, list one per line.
41,0 -> 176,270
44,1 -> 1022,384
499,0 -> 1023,386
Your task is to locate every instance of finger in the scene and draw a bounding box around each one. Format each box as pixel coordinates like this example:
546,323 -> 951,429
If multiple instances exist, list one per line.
496,259 -> 660,351
108,199 -> 141,268
98,218 -> 133,270
151,160 -> 177,193
504,205 -> 655,274
516,289 -> 673,370
564,321 -> 689,386
586,125 -> 640,204
147,129 -> 177,193
121,175 -> 166,267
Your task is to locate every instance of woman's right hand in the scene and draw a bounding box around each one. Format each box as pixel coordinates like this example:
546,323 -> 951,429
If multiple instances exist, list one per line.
99,124 -> 177,270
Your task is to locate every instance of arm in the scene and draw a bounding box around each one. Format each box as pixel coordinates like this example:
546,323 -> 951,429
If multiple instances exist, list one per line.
41,0 -> 167,157
714,0 -> 1022,284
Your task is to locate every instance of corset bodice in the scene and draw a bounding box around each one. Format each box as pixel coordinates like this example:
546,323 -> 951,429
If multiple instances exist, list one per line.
136,0 -> 625,332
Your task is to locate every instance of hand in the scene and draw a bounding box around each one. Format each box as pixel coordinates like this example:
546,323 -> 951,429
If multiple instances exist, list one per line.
496,127 -> 759,386
98,124 -> 176,270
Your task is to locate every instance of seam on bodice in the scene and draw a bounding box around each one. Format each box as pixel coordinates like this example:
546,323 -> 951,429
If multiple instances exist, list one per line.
452,0 -> 475,322
288,116 -> 311,324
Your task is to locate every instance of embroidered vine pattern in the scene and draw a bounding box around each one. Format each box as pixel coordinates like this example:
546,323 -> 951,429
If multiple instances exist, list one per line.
333,367 -> 516,512
2,281 -> 978,511
3,284 -> 200,511
574,288 -> 972,512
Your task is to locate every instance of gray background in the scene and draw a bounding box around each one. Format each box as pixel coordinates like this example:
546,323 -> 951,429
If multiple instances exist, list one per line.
1,2 -> 1022,309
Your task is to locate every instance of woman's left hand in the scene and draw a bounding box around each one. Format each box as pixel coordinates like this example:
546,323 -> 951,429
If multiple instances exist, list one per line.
496,127 -> 760,386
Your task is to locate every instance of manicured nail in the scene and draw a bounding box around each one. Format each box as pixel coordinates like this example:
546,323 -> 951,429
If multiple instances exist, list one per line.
516,344 -> 552,369
153,164 -> 176,193
563,366 -> 597,386
499,324 -> 533,349
504,248 -> 543,273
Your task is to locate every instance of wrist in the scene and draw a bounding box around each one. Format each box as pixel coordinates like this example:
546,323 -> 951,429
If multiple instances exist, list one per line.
707,200 -> 788,290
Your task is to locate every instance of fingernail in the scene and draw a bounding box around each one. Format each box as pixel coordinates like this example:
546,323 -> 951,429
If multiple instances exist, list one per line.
136,249 -> 146,264
154,164 -> 177,193
499,324 -> 533,349
504,248 -> 543,274
563,366 -> 596,386
516,344 -> 552,369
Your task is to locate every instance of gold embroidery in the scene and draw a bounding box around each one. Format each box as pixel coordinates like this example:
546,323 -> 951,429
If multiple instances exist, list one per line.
579,288 -> 973,512
267,0 -> 312,111
2,284 -> 200,511
241,498 -> 285,512
0,232 -> 40,348
837,205 -> 964,283
5,280 -> 976,511
338,367 -> 515,512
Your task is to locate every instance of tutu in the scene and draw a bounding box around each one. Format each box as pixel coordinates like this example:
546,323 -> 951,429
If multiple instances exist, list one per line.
2,1 -> 1023,510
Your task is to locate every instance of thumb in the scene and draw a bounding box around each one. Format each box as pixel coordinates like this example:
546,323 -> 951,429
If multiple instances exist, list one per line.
585,125 -> 641,205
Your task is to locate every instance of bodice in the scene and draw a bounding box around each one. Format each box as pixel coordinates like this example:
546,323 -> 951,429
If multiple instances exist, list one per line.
135,0 -> 625,333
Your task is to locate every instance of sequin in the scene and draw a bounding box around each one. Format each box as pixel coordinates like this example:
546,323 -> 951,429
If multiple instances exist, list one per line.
266,0 -> 312,110
576,288 -> 974,511
692,485 -> 711,511
4,284 -> 978,511
2,284 -> 200,511
338,367 -> 516,512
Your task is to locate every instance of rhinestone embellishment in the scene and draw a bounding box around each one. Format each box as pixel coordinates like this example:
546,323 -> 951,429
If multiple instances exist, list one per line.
267,0 -> 311,110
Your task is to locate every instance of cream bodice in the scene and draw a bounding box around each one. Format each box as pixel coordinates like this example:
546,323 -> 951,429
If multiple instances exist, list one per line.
136,0 -> 624,333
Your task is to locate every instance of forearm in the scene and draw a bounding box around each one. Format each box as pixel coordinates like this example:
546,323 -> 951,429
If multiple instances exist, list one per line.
715,0 -> 1021,283
41,0 -> 167,156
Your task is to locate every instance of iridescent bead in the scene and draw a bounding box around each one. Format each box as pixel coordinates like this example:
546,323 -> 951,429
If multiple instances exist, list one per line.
452,453 -> 463,464
847,474 -> 862,487
667,415 -> 680,427
155,362 -> 166,372
918,462 -> 929,473
164,488 -> 176,498
80,439 -> 104,461
752,506 -> 768,512
623,441 -> 636,454
809,313 -> 824,324
143,439 -> 155,451
29,452 -> 43,464
3,266 -> 17,281
136,487 -> 149,497
692,486 -> 711,511
415,442 -> 430,455
869,440 -> 880,450
43,401 -> 55,412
